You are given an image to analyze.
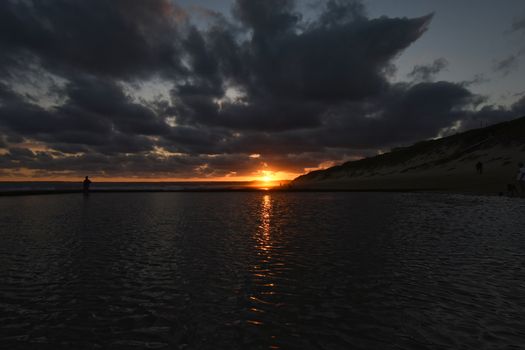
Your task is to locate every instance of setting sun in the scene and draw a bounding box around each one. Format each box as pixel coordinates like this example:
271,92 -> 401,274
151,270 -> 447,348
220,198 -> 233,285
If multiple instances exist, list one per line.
261,171 -> 274,183
258,170 -> 285,184
246,169 -> 292,189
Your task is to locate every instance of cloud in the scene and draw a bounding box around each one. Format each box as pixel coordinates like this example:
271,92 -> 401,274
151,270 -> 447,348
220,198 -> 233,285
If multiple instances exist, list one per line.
174,5 -> 434,131
0,0 -> 188,80
252,81 -> 481,152
511,15 -> 525,33
498,15 -> 525,76
408,58 -> 449,82
233,0 -> 300,37
0,0 -> 522,179
493,54 -> 520,76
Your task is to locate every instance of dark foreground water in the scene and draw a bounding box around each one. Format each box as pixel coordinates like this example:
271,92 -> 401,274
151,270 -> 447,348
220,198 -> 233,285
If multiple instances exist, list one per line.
1,193 -> 524,349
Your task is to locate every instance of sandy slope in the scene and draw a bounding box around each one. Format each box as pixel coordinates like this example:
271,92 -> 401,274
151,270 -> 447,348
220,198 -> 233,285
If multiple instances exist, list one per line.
292,116 -> 525,194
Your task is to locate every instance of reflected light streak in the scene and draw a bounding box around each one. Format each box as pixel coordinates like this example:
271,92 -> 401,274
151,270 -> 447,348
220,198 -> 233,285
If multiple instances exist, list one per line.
258,195 -> 272,253
247,194 -> 281,348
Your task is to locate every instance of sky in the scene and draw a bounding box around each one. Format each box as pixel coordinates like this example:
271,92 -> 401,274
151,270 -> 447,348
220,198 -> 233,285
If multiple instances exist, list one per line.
0,0 -> 524,181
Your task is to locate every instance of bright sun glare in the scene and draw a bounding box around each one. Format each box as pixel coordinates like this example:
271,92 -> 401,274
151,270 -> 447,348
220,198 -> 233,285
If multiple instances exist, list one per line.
252,169 -> 293,188
260,170 -> 275,183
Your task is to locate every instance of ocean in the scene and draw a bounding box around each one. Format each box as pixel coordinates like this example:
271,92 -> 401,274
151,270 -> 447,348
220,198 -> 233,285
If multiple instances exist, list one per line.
0,181 -> 254,192
1,192 -> 524,349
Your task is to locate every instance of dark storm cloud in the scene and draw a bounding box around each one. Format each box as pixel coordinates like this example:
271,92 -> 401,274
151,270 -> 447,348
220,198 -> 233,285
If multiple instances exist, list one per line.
0,0 -> 522,178
65,77 -> 171,136
0,76 -> 167,156
322,81 -> 476,148
241,81 -> 481,152
229,3 -> 432,103
0,0 -> 185,79
407,58 -> 449,82
233,0 -> 300,37
174,1 -> 434,131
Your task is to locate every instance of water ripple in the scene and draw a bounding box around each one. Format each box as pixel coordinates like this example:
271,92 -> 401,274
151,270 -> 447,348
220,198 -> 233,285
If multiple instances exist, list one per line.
0,192 -> 524,349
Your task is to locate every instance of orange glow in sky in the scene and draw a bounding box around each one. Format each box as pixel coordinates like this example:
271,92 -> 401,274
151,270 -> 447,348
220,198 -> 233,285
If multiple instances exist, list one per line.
250,170 -> 292,187
0,167 -> 300,183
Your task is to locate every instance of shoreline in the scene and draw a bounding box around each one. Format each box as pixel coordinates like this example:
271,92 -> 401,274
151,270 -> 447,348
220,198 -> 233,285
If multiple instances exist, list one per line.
0,187 -> 509,197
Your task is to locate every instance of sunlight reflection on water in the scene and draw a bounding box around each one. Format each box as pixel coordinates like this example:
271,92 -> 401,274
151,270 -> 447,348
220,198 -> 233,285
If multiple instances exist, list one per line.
0,192 -> 525,349
247,194 -> 277,337
257,194 -> 272,253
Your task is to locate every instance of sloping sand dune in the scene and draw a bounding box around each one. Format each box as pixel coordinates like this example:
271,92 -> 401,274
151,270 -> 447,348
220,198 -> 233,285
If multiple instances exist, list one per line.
293,116 -> 525,194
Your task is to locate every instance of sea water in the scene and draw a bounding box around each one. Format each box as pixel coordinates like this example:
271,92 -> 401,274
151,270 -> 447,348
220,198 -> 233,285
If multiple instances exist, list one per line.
1,192 -> 524,349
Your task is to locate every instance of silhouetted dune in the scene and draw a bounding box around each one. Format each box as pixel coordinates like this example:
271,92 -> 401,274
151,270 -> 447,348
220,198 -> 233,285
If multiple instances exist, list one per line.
292,116 -> 525,193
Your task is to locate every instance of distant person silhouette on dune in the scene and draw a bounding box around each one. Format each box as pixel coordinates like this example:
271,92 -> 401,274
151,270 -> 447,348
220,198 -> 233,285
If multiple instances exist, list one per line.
518,163 -> 525,197
83,176 -> 92,195
476,161 -> 483,174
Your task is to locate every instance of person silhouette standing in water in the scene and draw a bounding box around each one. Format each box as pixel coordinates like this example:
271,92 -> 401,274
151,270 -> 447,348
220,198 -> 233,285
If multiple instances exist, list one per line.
83,176 -> 92,195
476,161 -> 483,174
